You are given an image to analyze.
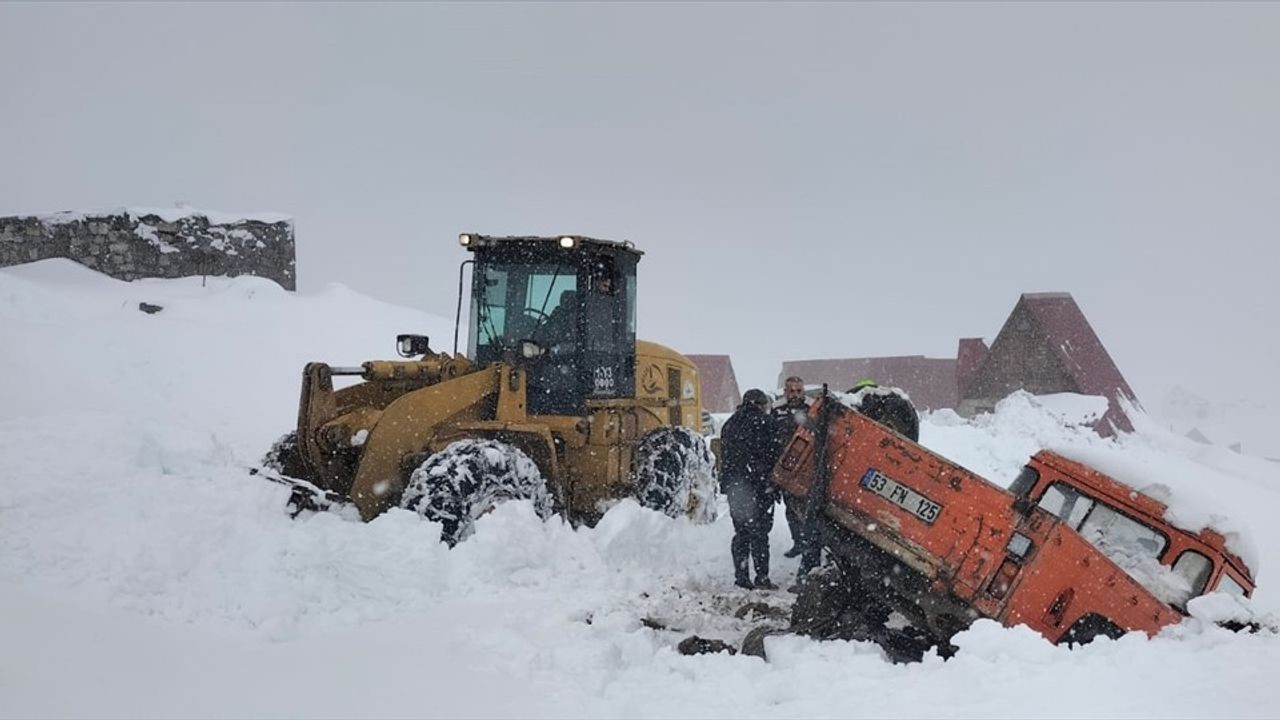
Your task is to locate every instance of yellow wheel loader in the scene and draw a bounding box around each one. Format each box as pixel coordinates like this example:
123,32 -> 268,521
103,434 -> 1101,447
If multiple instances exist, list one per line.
261,234 -> 715,544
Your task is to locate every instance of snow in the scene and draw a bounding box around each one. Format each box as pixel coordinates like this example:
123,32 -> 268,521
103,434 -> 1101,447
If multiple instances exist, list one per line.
2,259 -> 1279,718
134,221 -> 183,253
15,205 -> 293,226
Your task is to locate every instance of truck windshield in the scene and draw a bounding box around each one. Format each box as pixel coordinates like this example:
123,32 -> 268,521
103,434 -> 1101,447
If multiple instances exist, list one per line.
472,262 -> 579,358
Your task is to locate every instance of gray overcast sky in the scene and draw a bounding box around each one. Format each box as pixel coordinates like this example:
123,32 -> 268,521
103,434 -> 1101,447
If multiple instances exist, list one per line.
2,2 -> 1277,418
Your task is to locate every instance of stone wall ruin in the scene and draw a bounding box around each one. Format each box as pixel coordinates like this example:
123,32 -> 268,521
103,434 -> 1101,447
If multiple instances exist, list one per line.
0,207 -> 296,290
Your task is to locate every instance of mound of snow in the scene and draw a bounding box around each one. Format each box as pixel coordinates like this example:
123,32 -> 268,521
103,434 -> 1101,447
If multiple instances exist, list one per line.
2,260 -> 1279,718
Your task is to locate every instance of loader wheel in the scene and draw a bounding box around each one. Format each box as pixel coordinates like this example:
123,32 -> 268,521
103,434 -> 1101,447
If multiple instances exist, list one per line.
262,431 -> 305,478
854,388 -> 920,442
400,439 -> 554,546
632,426 -> 717,523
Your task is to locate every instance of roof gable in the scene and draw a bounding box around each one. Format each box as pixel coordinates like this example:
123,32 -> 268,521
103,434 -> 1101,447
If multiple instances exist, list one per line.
1020,293 -> 1136,403
971,293 -> 1137,433
686,354 -> 741,413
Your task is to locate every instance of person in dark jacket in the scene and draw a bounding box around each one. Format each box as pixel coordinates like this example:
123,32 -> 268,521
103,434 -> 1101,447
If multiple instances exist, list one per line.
772,376 -> 811,558
720,388 -> 781,589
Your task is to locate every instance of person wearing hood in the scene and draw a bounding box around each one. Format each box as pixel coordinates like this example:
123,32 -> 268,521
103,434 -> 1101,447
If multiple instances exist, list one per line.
719,388 -> 782,589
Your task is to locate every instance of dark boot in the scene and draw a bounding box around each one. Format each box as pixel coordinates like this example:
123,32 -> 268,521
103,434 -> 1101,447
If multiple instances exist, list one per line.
797,543 -> 821,580
750,533 -> 770,588
732,532 -> 752,588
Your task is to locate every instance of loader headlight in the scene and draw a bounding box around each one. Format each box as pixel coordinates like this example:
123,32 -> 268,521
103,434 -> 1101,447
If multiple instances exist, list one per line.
459,233 -> 473,246
520,340 -> 546,359
558,236 -> 577,249
396,334 -> 431,358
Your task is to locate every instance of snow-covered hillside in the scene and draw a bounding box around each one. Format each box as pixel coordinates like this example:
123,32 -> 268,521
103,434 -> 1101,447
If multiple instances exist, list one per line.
2,261 -> 1278,719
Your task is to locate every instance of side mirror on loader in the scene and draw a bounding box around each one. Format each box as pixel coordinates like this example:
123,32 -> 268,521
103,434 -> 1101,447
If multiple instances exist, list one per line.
396,334 -> 432,358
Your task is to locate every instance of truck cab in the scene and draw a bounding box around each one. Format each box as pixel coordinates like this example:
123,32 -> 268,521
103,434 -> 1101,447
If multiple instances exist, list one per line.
1012,451 -> 1255,608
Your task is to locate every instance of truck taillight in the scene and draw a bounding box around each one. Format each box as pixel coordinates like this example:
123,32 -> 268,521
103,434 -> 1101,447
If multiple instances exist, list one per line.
987,558 -> 1021,600
1006,532 -> 1033,559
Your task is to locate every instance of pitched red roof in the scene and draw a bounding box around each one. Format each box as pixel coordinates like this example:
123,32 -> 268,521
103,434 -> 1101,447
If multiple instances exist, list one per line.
981,293 -> 1138,433
686,354 -> 741,413
778,356 -> 958,411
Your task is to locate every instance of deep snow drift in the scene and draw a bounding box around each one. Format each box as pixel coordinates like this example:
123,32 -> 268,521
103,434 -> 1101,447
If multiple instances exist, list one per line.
2,260 -> 1278,719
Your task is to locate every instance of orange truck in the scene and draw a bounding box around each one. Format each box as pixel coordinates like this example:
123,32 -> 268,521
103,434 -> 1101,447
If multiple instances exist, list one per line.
773,393 -> 1256,657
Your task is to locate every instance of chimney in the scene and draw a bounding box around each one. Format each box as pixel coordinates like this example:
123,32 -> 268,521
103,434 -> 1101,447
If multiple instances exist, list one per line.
956,337 -> 989,398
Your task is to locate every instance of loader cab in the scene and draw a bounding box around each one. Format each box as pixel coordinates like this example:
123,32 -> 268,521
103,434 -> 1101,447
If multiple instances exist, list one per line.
460,234 -> 639,416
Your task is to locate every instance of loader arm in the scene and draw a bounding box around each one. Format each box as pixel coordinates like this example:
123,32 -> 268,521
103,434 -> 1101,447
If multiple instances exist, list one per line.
349,366 -> 501,520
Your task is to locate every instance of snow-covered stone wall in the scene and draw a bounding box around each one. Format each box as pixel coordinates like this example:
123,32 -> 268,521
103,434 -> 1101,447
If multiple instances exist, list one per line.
0,207 -> 295,290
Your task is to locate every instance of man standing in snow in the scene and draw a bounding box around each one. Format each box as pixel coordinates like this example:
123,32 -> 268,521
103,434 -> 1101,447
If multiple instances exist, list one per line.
772,376 -> 811,559
720,388 -> 781,590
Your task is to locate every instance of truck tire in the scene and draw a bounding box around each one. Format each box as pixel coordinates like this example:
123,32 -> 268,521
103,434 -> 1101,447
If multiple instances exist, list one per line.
790,563 -> 859,637
855,389 -> 920,442
400,439 -> 554,546
1058,614 -> 1125,647
262,431 -> 305,478
632,426 -> 717,523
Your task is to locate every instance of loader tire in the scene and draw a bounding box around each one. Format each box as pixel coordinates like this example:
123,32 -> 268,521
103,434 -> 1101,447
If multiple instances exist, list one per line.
632,426 -> 717,523
262,431 -> 305,479
400,439 -> 554,546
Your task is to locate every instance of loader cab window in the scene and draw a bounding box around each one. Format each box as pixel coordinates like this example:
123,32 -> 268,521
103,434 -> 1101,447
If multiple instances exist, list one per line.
469,246 -> 637,416
582,255 -> 636,400
471,262 -> 579,357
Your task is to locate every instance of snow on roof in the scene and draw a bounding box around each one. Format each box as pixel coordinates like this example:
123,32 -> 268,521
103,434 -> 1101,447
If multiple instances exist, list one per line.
11,206 -> 293,226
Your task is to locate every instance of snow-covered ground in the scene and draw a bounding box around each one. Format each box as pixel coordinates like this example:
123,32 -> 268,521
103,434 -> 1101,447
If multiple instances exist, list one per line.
2,260 -> 1279,719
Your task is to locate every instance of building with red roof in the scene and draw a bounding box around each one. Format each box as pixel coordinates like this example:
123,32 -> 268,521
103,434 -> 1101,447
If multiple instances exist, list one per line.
776,292 -> 1138,435
957,293 -> 1137,434
687,354 -> 741,413
778,356 -> 959,411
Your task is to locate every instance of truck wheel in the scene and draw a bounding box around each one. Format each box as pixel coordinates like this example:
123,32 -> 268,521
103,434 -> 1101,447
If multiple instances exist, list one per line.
855,388 -> 920,442
262,431 -> 305,478
793,562 -> 927,659
790,563 -> 859,637
1058,614 -> 1125,647
632,426 -> 717,523
400,439 -> 554,546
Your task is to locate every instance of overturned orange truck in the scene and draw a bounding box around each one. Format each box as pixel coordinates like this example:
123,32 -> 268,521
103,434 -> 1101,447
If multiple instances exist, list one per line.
774,393 -> 1256,656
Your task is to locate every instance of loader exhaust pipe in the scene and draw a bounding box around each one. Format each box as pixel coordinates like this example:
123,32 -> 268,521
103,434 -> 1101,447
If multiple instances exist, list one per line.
454,259 -> 474,355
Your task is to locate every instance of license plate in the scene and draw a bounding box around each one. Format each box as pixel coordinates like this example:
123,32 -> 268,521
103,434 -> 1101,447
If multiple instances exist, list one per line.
860,469 -> 942,524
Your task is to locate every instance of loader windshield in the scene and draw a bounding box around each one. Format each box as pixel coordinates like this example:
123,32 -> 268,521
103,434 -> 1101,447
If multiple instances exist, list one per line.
473,263 -> 579,353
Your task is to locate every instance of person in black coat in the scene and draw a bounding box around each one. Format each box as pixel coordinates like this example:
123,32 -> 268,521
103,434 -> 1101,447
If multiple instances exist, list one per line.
720,388 -> 782,589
